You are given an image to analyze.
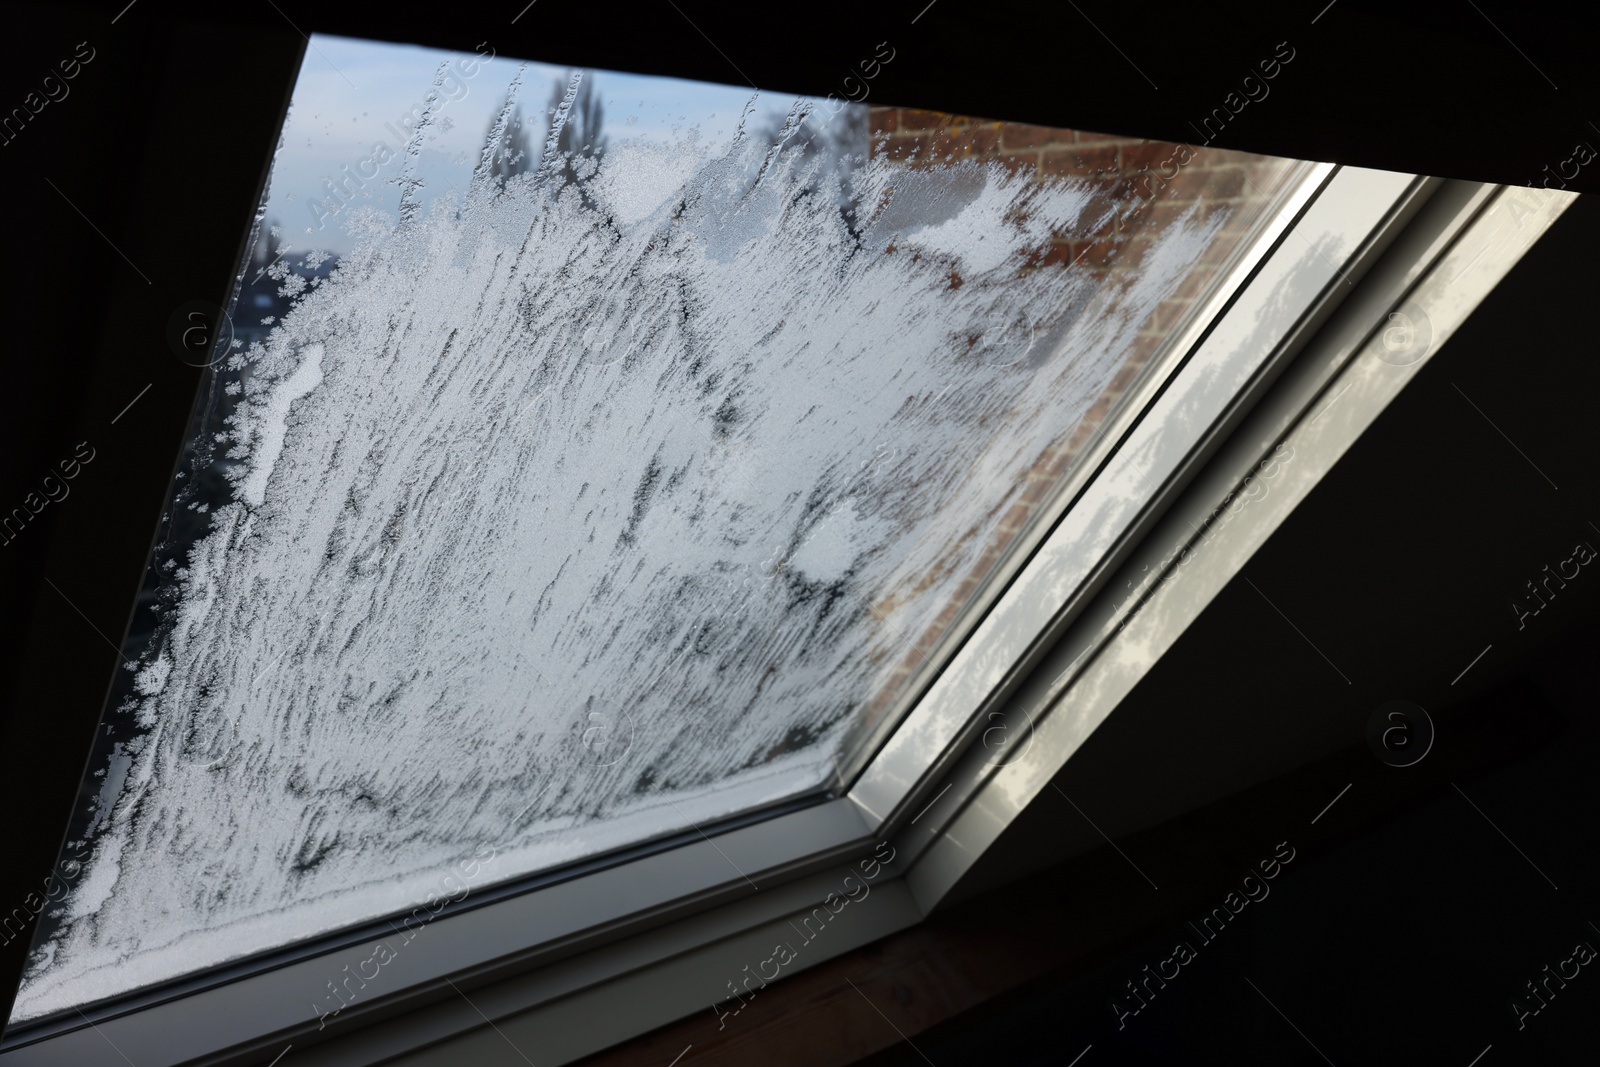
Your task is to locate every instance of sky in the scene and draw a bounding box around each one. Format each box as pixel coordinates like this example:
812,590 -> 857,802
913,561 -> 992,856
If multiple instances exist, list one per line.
259,34 -> 801,258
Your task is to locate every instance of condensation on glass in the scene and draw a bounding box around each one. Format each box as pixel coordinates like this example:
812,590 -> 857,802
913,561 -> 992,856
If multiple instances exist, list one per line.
10,35 -> 1312,1023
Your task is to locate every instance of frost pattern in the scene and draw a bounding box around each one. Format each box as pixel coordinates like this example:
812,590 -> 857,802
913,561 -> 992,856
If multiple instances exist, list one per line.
14,80 -> 1276,1020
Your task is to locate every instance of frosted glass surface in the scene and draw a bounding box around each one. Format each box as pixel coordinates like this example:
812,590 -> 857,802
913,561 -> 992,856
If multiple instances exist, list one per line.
11,37 -> 1306,1022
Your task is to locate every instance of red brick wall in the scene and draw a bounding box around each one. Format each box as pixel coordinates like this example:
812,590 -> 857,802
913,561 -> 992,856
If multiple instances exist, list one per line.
852,106 -> 1302,745
869,106 -> 1290,280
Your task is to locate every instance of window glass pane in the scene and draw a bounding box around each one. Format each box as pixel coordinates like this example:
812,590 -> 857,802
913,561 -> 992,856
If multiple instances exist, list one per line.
12,35 -> 1311,1022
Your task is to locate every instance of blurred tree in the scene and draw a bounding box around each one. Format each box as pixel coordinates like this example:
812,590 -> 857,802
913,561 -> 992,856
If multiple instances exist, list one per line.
477,71 -> 608,208
479,94 -> 539,187
750,104 -> 869,242
248,216 -> 285,280
541,71 -> 608,207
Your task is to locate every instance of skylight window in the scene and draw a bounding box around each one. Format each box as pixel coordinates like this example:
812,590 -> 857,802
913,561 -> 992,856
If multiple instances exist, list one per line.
11,34 -> 1311,1023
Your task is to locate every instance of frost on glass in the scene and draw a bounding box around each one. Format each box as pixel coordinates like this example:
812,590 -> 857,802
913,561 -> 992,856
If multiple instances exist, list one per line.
12,40 -> 1305,1021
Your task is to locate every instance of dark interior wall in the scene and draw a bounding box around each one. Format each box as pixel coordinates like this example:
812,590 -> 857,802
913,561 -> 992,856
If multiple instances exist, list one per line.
853,194 -> 1600,1065
946,190 -> 1600,907
0,6 -> 303,1028
26,0 -> 1600,190
854,634 -> 1600,1066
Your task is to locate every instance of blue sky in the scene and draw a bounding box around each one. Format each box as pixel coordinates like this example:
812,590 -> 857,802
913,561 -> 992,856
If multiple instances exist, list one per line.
259,34 -> 800,257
